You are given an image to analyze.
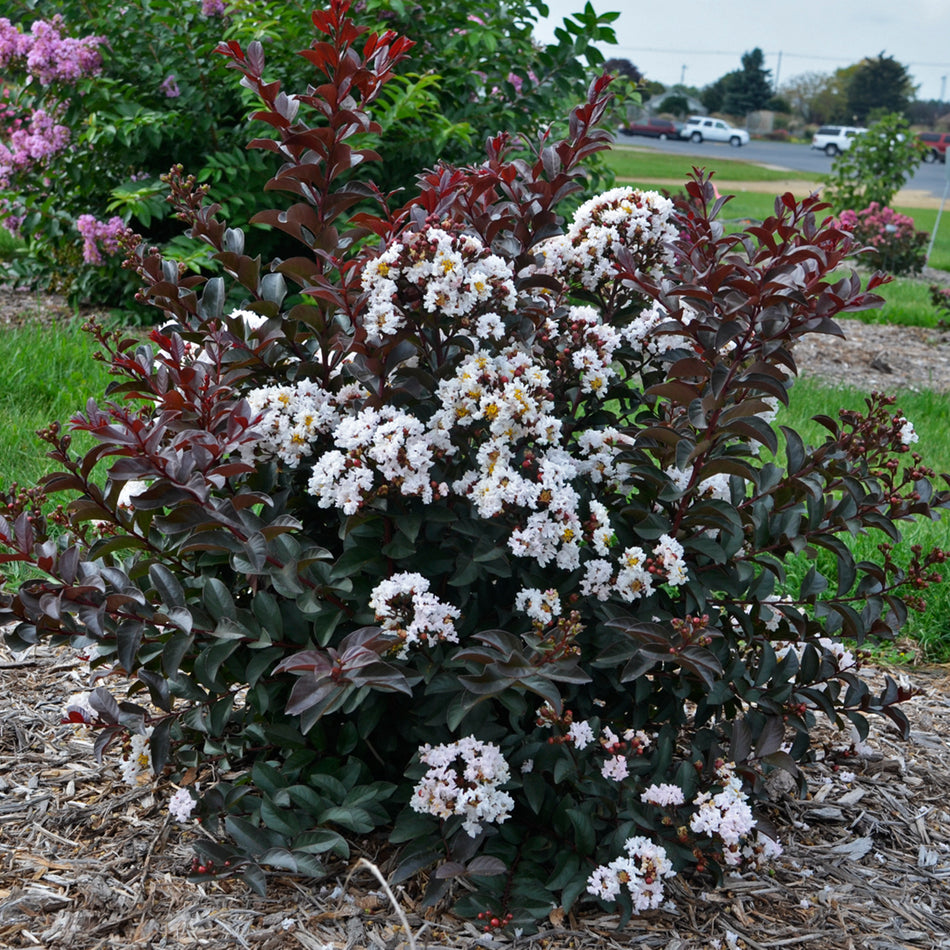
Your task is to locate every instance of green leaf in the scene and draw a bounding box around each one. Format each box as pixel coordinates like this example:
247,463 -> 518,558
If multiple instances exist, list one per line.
293,829 -> 349,858
116,620 -> 143,674
149,563 -> 185,608
553,755 -> 574,785
800,566 -> 828,599
467,856 -> 507,877
318,805 -> 376,834
238,863 -> 267,896
522,771 -> 548,815
261,797 -> 305,837
252,761 -> 288,796
203,578 -> 236,621
193,639 -> 241,690
390,811 -> 437,844
225,815 -> 284,856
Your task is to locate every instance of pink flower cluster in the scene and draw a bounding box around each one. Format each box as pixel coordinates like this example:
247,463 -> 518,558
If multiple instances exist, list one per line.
76,214 -> 126,264
201,0 -> 227,15
0,17 -> 103,189
160,74 -> 181,99
0,107 -> 70,188
0,16 -> 104,85
837,202 -> 917,249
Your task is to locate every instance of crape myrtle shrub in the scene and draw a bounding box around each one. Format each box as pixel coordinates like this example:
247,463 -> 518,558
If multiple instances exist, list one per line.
2,0 -> 950,929
0,0 -> 617,311
837,204 -> 927,277
930,283 -> 950,326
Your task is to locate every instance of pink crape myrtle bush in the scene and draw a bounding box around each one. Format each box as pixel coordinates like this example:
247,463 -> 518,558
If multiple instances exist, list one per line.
0,15 -> 103,187
837,202 -> 928,276
2,1 -> 949,933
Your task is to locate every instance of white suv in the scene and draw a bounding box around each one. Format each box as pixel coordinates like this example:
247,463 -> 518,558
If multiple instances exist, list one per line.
811,126 -> 867,156
682,116 -> 750,147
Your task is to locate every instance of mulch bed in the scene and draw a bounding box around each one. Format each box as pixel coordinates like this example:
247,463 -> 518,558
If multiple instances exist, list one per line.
1,638 -> 948,950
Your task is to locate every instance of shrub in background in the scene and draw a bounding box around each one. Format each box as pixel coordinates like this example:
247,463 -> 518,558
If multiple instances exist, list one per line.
823,112 -> 925,212
0,0 -> 617,310
2,1 -> 949,931
929,283 -> 950,327
838,203 -> 928,276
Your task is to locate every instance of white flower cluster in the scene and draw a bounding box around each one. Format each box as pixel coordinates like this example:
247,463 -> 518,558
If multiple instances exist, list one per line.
538,715 -> 652,778
242,337 -> 657,580
168,786 -> 198,822
309,404 -> 451,513
567,720 -> 596,749
575,429 -> 634,488
360,227 -> 517,345
641,783 -> 686,807
586,835 -> 676,911
435,346 -> 586,569
245,380 -> 346,468
369,572 -> 460,657
514,587 -> 562,623
689,761 -> 776,867
539,304 -> 627,397
581,532 -> 689,603
410,736 -> 514,837
538,187 -> 677,295
896,416 -> 919,446
602,754 -> 629,781
120,727 -> 154,786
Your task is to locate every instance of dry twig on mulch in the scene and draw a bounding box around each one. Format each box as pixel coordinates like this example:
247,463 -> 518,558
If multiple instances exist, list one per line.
1,639 -> 949,950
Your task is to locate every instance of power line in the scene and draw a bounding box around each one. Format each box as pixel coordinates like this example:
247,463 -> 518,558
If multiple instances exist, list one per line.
610,45 -> 950,70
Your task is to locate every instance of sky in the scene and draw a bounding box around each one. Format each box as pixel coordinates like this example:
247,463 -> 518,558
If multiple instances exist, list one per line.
532,0 -> 950,104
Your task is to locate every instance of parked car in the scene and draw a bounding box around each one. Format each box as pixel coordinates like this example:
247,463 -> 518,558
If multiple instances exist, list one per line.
681,116 -> 749,147
810,125 -> 866,156
621,117 -> 682,140
917,132 -> 950,163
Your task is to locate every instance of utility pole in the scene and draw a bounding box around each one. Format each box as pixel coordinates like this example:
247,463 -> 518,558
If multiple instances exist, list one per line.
680,64 -> 687,86
941,74 -> 947,105
774,51 -> 782,92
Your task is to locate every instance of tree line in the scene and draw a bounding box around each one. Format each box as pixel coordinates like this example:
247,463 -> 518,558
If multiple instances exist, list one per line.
616,48 -> 925,126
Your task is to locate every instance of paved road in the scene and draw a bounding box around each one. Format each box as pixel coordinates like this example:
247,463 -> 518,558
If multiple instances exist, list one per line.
616,134 -> 950,201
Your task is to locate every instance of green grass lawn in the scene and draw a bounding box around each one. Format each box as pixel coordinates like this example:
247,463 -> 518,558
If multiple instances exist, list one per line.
0,321 -> 114,492
775,378 -> 950,662
606,146 -> 817,184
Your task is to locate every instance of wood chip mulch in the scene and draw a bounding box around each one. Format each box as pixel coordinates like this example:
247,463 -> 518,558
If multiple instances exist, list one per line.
1,637 -> 948,950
